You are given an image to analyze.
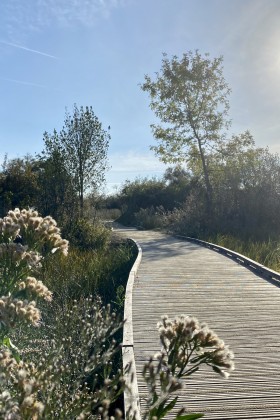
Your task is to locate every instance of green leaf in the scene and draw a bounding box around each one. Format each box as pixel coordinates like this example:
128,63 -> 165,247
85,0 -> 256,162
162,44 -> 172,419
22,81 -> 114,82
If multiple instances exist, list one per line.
2,336 -> 10,347
3,336 -> 17,351
183,366 -> 199,376
2,337 -> 21,362
152,392 -> 158,405
190,354 -> 207,364
158,396 -> 178,418
175,413 -> 204,420
212,365 -> 222,374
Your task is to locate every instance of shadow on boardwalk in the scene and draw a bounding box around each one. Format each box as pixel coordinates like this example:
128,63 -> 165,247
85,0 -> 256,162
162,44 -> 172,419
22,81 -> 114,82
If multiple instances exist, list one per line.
117,225 -> 280,420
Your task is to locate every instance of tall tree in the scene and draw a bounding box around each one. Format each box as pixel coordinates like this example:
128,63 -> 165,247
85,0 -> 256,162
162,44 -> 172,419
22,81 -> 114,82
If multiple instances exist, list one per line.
141,51 -> 231,210
37,149 -> 78,223
43,105 -> 110,216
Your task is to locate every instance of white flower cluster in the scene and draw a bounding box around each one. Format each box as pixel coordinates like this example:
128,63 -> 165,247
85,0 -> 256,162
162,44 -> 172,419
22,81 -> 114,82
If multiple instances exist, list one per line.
158,314 -> 235,378
18,277 -> 52,302
143,352 -> 183,391
0,349 -> 44,419
0,296 -> 41,328
2,208 -> 69,256
0,297 -> 126,419
0,217 -> 20,242
0,209 -> 68,333
0,243 -> 42,269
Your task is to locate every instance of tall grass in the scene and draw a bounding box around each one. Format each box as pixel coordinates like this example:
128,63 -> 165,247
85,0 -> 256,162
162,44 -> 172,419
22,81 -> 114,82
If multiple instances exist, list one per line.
207,234 -> 280,272
41,238 -> 137,307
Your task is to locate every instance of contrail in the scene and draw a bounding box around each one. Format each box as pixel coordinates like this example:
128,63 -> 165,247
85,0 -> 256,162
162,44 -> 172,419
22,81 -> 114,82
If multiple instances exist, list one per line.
1,77 -> 49,89
0,40 -> 58,59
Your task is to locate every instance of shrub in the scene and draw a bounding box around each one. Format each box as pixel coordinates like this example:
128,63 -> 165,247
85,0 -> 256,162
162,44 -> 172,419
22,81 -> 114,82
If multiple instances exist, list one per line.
41,239 -> 136,307
63,218 -> 111,251
134,206 -> 166,230
0,208 -> 68,347
5,297 -> 125,419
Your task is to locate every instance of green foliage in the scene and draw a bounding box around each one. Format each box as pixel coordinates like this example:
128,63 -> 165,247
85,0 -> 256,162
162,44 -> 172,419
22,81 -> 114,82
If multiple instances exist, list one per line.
111,285 -> 125,309
41,239 -> 136,306
43,104 -> 110,216
64,218 -> 111,251
141,50 -> 231,206
113,135 -> 280,244
141,51 -> 230,163
94,207 -> 122,221
206,234 -> 280,272
117,178 -> 166,225
115,173 -> 195,226
0,156 -> 40,216
134,206 -> 166,230
0,154 -> 78,226
37,149 -> 78,225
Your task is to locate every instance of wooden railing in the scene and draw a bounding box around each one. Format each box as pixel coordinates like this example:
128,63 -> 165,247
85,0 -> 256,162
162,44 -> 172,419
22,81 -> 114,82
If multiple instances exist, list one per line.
176,235 -> 280,285
122,239 -> 142,420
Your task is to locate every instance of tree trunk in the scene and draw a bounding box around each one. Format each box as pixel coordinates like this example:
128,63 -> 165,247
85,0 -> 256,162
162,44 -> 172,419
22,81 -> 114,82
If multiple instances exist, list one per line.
197,137 -> 213,213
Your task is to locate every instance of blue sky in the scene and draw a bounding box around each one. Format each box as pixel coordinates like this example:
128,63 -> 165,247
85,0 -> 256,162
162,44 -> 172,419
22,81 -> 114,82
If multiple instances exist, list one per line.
0,0 -> 280,193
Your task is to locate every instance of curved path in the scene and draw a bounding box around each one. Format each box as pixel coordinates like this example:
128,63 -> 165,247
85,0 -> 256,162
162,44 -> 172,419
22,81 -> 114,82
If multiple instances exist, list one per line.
118,226 -> 280,420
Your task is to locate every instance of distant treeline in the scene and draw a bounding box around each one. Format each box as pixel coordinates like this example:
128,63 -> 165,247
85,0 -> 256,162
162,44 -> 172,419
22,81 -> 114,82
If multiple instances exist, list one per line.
0,105 -> 109,225
105,137 -> 280,242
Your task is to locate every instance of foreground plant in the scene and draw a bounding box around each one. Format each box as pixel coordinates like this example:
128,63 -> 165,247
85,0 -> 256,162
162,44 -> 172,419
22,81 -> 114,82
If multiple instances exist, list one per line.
0,208 -> 68,341
0,297 -> 126,419
142,315 -> 235,419
0,208 -> 131,419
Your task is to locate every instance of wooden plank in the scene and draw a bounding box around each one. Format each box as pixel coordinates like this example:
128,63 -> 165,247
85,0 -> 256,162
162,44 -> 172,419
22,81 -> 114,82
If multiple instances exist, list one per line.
117,226 -> 280,419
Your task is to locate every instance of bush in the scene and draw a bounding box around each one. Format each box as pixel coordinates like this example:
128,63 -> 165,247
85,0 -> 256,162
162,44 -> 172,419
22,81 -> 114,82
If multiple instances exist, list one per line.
134,206 -> 166,230
41,238 -> 137,307
6,297 -> 125,419
63,218 -> 111,251
0,208 -> 130,418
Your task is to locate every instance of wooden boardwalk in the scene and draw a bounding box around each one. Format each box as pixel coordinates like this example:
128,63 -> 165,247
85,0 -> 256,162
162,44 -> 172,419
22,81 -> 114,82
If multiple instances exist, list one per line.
118,226 -> 280,420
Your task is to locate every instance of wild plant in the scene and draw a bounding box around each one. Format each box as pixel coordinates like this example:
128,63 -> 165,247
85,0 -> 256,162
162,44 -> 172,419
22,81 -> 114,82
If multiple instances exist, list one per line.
0,297 -> 126,419
0,209 -> 128,419
142,315 -> 235,419
0,208 -> 68,349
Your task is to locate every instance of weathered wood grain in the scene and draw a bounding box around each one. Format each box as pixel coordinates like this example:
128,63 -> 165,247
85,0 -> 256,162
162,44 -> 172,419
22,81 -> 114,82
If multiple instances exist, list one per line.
118,227 -> 280,420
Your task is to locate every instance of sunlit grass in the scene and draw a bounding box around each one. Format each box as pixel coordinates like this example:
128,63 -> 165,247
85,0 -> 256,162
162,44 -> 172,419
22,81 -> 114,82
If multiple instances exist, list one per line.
41,239 -> 136,307
207,234 -> 280,272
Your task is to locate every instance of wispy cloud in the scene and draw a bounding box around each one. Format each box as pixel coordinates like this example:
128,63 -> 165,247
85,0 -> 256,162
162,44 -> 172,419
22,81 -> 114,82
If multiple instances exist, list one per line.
1,0 -> 127,39
0,40 -> 58,59
1,77 -> 49,89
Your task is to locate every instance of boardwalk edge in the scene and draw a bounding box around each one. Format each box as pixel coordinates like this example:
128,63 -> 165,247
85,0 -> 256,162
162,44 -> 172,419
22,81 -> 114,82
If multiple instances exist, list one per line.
175,234 -> 280,285
122,239 -> 142,419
